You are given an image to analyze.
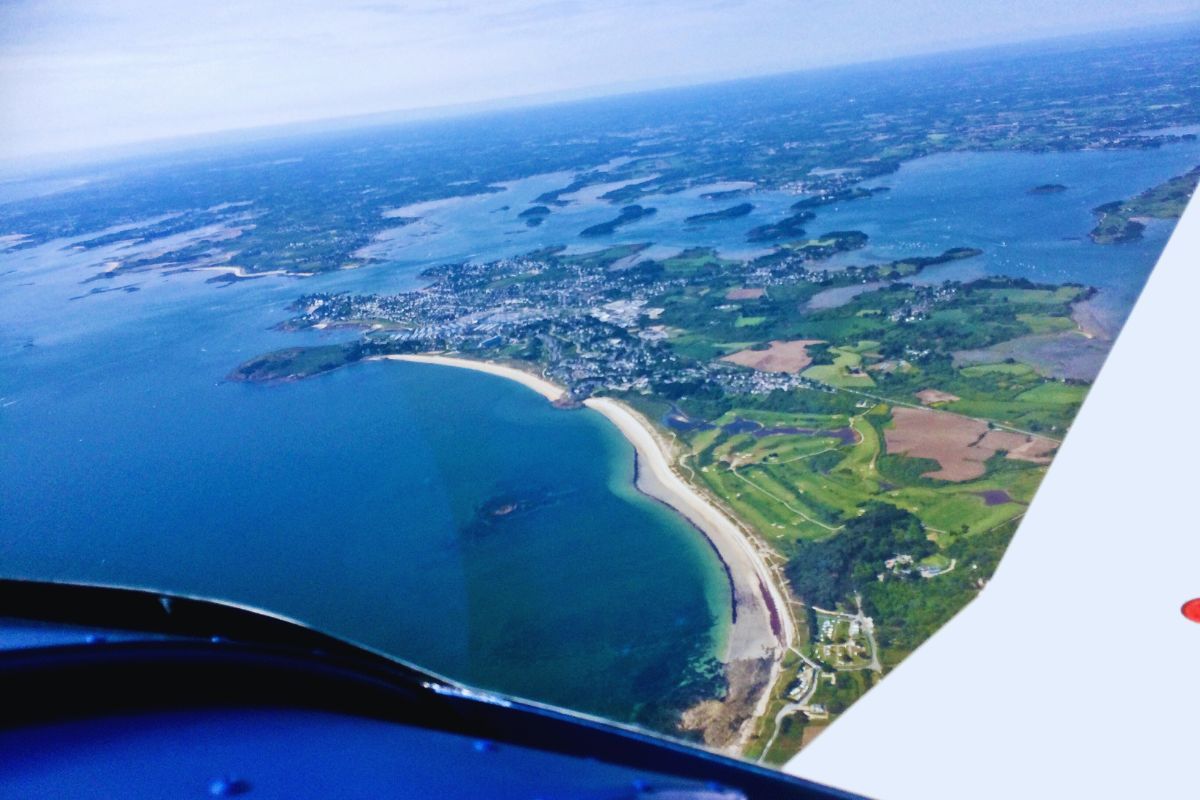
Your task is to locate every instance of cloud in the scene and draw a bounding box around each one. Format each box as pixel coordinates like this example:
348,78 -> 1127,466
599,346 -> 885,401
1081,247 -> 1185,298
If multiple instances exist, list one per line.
1,0 -> 1196,159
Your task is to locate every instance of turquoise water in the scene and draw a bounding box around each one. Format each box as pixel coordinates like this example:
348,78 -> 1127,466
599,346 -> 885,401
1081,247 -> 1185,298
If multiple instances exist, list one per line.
0,254 -> 728,721
1,139 -> 1197,724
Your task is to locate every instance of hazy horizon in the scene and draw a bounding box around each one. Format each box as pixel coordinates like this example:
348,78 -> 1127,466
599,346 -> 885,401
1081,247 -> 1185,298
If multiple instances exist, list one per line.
2,0 -> 1198,164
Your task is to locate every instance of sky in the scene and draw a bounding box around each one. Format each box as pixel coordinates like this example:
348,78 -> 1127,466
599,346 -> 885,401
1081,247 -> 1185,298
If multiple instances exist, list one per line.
1,0 -> 1198,161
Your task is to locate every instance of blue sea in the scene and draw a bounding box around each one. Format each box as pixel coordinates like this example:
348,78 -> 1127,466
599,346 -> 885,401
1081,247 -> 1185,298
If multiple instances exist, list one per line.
1,127 -> 1197,723
0,259 -> 728,720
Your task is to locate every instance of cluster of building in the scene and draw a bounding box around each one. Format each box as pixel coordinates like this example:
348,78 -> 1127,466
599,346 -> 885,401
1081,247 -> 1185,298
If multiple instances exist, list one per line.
280,227 -> 968,404
881,554 -> 956,580
885,283 -> 960,323
284,245 -> 869,401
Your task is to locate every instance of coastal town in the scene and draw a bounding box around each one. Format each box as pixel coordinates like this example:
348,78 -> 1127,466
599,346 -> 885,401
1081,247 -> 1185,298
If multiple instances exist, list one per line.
231,195 -> 1108,759
255,236 -> 983,404
2,8 -> 1199,784
94,20 -> 1195,767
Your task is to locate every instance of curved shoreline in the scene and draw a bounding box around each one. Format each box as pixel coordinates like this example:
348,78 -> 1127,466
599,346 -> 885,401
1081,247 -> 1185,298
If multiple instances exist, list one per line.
583,396 -> 793,661
379,354 -> 566,402
380,354 -> 792,660
635,449 -> 740,625
381,352 -> 794,750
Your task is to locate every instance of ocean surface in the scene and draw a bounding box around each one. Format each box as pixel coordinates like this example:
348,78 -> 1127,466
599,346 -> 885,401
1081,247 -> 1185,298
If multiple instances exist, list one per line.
1,135 -> 1197,723
0,258 -> 729,720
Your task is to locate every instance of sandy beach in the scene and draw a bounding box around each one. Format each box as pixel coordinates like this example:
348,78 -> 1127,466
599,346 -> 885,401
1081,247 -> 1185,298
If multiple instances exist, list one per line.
380,354 -> 566,402
383,354 -> 789,660
583,397 -> 792,661
384,352 -> 793,748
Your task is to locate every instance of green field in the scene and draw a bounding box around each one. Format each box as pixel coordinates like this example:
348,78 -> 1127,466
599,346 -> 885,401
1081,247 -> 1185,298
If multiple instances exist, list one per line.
683,396 -> 1045,549
736,315 -> 767,327
802,345 -> 876,388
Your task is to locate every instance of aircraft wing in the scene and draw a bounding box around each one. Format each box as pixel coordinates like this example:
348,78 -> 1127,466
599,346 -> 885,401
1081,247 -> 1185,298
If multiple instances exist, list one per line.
784,193 -> 1200,797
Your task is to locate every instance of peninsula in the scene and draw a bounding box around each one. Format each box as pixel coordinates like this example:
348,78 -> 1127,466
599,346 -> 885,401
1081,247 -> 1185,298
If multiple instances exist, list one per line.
209,32 -> 1200,763
1090,164 -> 1199,243
232,230 -> 1091,759
7,25 -> 1200,769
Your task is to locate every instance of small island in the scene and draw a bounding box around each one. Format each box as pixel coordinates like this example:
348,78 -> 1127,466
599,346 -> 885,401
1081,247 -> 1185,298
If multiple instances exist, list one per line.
518,205 -> 552,227
463,489 -> 557,536
745,210 -> 814,242
1028,183 -> 1068,195
757,230 -> 869,262
790,186 -> 887,210
580,204 -> 657,237
685,203 -> 754,225
700,188 -> 748,200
